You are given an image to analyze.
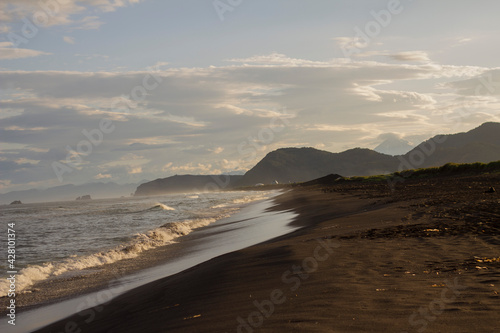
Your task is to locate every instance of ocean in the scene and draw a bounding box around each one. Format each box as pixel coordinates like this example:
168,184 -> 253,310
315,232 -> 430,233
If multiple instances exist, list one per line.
0,190 -> 299,332
0,190 -> 281,297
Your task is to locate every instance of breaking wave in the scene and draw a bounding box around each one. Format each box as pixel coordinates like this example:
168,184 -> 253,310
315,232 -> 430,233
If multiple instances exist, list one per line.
151,203 -> 176,211
0,216 -> 223,297
0,191 -> 274,297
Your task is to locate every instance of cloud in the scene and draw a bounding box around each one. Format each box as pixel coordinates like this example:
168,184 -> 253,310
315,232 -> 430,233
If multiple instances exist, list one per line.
72,16 -> 104,30
227,52 -> 339,67
128,166 -> 142,174
75,53 -> 109,60
457,38 -> 472,44
0,0 -> 144,31
377,132 -> 404,141
210,147 -> 224,154
94,173 -> 111,179
1,53 -> 499,192
0,42 -> 51,60
446,69 -> 500,96
389,51 -> 430,62
63,36 -> 75,44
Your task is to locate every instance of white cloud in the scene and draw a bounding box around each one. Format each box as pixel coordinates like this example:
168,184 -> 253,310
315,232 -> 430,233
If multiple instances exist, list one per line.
446,69 -> 500,96
72,16 -> 104,30
0,42 -> 51,60
389,51 -> 430,62
209,147 -> 224,154
457,38 -> 472,44
1,53 -> 499,191
227,52 -> 342,67
63,36 -> 75,44
0,0 -> 143,31
94,173 -> 111,179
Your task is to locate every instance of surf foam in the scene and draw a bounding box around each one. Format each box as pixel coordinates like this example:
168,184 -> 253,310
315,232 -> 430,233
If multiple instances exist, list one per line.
0,191 -> 274,297
0,216 -> 223,297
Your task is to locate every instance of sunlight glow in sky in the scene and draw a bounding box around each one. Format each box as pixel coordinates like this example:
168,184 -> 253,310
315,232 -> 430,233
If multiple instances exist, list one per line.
1,0 -> 500,192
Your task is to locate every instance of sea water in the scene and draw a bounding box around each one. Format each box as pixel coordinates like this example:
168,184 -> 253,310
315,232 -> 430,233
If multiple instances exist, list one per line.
0,191 -> 273,297
0,191 -> 299,332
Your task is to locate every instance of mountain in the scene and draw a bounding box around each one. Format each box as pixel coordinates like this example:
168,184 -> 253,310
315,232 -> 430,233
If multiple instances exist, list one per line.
402,122 -> 500,169
374,136 -> 415,155
134,175 -> 244,196
237,147 -> 400,186
237,122 -> 500,186
0,182 -> 145,205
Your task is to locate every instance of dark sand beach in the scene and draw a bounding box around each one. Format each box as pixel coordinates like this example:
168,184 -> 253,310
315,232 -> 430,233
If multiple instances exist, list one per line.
34,173 -> 500,332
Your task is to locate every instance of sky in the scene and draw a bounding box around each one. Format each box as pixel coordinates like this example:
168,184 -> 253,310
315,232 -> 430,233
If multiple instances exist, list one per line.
1,0 -> 500,193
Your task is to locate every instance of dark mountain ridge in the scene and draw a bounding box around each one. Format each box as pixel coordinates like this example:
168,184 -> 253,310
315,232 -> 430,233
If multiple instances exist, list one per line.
237,122 -> 500,186
236,147 -> 399,186
106,122 -> 500,195
134,175 -> 243,196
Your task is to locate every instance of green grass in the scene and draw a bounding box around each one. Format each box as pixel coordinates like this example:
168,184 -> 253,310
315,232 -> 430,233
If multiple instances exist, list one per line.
341,160 -> 500,183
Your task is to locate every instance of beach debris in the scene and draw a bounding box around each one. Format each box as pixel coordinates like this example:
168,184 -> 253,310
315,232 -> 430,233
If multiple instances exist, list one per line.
183,314 -> 202,320
161,304 -> 180,310
485,186 -> 496,193
475,256 -> 500,263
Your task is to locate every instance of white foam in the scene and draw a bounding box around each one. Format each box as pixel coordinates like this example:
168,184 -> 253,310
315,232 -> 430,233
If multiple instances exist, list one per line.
153,203 -> 176,211
211,203 -> 228,209
0,216 -> 224,297
0,191 -> 274,297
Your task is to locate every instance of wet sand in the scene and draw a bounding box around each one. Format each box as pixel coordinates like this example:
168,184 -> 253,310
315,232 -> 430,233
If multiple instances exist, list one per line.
35,173 -> 500,332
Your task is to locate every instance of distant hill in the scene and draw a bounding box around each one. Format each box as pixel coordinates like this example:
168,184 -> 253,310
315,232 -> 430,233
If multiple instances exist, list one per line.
237,122 -> 500,186
134,175 -> 244,196
0,181 -> 145,205
404,122 -> 500,168
237,147 -> 400,186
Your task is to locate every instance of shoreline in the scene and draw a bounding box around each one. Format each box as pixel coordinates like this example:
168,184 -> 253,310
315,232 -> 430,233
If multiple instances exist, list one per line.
1,194 -> 298,332
9,173 -> 500,332
0,192 -> 280,313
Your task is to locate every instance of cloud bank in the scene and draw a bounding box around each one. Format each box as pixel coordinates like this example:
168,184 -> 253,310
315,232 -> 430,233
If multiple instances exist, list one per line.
1,53 -> 499,192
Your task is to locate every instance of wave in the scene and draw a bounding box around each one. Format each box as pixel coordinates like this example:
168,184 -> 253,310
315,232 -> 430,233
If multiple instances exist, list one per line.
211,203 -> 228,209
0,191 -> 274,297
151,203 -> 176,211
0,216 -> 224,297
